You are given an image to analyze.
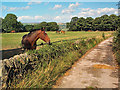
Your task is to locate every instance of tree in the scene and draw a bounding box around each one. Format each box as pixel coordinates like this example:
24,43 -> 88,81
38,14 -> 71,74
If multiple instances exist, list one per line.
16,21 -> 24,32
39,22 -> 48,30
0,18 -> 2,32
66,22 -> 70,28
2,13 -> 24,32
47,22 -> 59,31
69,17 -> 79,31
71,17 -> 78,22
33,24 -> 41,30
101,14 -> 109,21
76,17 -> 85,31
33,21 -> 59,31
68,14 -> 119,31
109,14 -> 118,31
24,25 -> 34,32
85,17 -> 93,31
92,17 -> 101,31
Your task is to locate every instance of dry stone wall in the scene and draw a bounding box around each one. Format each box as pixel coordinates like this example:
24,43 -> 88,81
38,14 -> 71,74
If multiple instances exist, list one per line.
2,53 -> 37,88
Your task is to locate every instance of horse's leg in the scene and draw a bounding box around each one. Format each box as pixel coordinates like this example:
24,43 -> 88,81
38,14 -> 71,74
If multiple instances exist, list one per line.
31,41 -> 37,50
33,41 -> 37,49
24,40 -> 32,50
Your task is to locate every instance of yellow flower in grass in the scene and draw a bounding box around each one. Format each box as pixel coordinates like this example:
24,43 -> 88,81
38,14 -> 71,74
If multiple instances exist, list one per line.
76,45 -> 78,47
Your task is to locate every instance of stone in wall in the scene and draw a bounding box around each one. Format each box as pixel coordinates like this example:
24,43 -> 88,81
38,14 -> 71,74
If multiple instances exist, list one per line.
1,53 -> 35,88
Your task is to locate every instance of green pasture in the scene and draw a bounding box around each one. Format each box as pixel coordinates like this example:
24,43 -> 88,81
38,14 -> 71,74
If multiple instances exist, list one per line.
1,31 -> 114,50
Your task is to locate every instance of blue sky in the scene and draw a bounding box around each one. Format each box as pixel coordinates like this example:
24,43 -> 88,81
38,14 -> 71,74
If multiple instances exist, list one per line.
1,1 -> 119,23
1,0 -> 120,2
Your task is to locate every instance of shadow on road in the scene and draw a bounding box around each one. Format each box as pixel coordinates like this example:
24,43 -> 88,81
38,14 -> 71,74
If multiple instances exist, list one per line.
1,48 -> 24,60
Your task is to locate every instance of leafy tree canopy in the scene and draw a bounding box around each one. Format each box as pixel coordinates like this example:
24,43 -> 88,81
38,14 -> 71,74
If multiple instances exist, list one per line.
2,13 -> 23,33
67,14 -> 119,31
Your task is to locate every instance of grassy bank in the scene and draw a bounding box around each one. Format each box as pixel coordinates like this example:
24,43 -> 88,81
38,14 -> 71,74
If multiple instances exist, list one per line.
9,34 -> 112,88
2,31 -> 114,50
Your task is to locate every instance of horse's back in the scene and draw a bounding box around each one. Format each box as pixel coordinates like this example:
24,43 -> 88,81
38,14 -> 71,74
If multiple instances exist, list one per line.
22,34 -> 27,39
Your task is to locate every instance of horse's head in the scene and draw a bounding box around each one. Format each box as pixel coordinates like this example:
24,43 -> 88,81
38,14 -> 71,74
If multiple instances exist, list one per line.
39,30 -> 51,45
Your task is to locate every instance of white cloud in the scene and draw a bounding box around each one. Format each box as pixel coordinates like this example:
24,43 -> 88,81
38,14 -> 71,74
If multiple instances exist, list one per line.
81,8 -> 90,12
28,2 -> 33,5
54,15 -> 72,22
2,6 -> 7,10
21,6 -> 30,10
68,2 -> 80,9
54,16 -> 61,21
18,15 -> 44,22
78,8 -> 118,17
34,16 -> 44,20
17,8 -> 118,23
8,7 -> 17,11
62,9 -> 75,14
28,2 -> 41,5
61,2 -> 80,14
18,16 -> 34,21
53,4 -> 62,10
7,6 -> 30,11
18,15 -> 70,23
57,8 -> 118,22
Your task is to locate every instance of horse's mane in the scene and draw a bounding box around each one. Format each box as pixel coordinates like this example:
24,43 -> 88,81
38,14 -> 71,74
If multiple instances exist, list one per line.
27,31 -> 35,36
27,29 -> 42,36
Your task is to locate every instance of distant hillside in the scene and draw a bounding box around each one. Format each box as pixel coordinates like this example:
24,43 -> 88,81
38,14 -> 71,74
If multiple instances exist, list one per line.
58,23 -> 66,30
23,23 -> 39,26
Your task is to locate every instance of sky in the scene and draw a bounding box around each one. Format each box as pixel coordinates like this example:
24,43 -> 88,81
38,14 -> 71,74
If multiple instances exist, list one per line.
1,0 -> 119,23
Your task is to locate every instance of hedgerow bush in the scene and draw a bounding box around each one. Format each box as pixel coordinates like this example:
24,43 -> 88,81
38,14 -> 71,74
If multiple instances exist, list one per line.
113,27 -> 120,64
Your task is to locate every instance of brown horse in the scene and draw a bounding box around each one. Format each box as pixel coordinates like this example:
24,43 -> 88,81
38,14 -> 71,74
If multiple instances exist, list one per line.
61,30 -> 65,34
11,30 -> 15,33
22,30 -> 51,50
56,31 -> 60,34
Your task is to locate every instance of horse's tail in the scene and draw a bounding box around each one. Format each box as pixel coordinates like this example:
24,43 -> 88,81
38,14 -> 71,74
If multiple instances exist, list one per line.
21,34 -> 28,49
21,39 -> 25,49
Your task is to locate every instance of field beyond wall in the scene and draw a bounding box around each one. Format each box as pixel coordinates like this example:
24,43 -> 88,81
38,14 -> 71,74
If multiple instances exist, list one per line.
1,31 -> 114,50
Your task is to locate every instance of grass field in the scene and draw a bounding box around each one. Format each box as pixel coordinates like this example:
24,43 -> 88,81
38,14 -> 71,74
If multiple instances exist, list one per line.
1,31 -> 114,50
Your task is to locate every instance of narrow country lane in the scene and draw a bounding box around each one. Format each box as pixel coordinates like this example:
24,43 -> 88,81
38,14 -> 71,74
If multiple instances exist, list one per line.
55,37 -> 118,88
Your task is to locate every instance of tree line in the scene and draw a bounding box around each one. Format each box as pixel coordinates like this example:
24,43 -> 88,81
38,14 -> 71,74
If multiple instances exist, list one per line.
1,13 -> 59,33
1,13 -> 120,33
66,14 -> 119,31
